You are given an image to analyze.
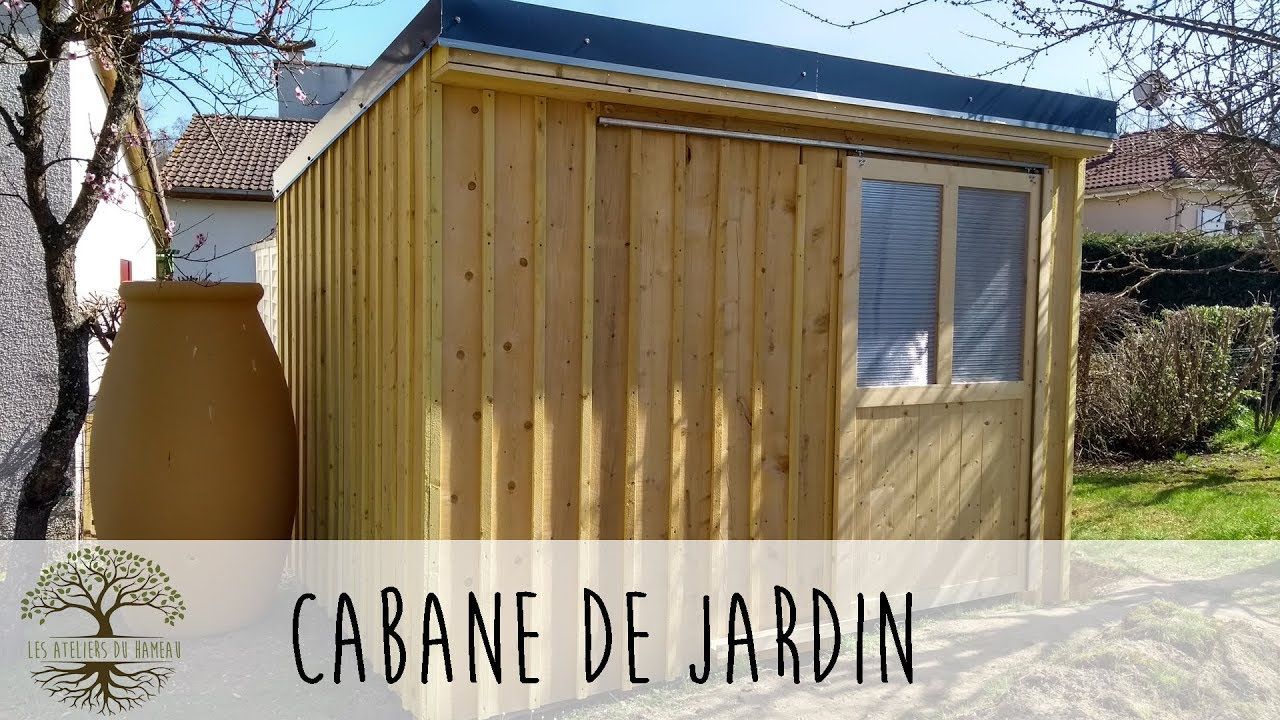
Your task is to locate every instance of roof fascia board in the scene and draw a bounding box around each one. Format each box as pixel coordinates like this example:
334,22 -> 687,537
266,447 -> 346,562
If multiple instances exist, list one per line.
434,50 -> 1112,158
166,187 -> 274,201
1084,179 -> 1233,198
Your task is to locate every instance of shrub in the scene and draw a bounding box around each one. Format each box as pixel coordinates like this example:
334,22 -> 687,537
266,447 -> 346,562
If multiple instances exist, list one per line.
1076,304 -> 1276,459
1081,231 -> 1278,311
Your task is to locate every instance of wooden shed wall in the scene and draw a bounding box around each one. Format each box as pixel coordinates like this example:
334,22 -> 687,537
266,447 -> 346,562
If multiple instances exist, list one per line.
277,56 -> 1085,542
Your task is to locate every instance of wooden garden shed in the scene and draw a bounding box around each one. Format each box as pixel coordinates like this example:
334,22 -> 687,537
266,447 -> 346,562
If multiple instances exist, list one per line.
273,0 -> 1116,543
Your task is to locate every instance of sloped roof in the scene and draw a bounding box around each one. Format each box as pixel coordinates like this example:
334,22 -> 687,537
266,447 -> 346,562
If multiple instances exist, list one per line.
1086,128 -> 1280,192
163,115 -> 315,199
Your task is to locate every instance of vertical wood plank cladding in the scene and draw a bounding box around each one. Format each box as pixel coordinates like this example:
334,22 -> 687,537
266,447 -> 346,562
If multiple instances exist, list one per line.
710,139 -> 729,540
407,64 -> 428,541
365,109 -> 381,538
427,81 -> 444,539
591,126 -> 629,539
531,97 -> 549,540
797,149 -> 839,539
787,163 -> 807,539
545,99 -> 587,539
915,403 -> 942,539
441,86 -> 485,539
291,171 -> 305,537
633,129 -> 678,539
380,84 -> 399,538
480,91 -> 497,540
748,146 -> 768,539
1046,158 -> 1084,540
319,150 -> 334,538
755,143 -> 800,539
835,168 -> 862,540
297,166 -> 310,537
668,137 -> 688,540
344,131 -> 359,539
713,139 -> 758,540
681,136 -> 718,539
853,399 -> 1023,540
957,402 -> 983,539
1030,168 -> 1056,542
492,92 -> 536,539
275,84 -> 1068,546
364,114 -> 379,539
577,103 -> 597,540
395,80 -> 416,539
624,130 -> 643,539
354,116 -> 370,538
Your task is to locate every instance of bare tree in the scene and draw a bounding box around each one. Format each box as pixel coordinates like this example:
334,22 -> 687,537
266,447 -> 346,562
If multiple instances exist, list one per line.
148,114 -> 187,169
82,292 -> 124,354
0,0 -> 362,539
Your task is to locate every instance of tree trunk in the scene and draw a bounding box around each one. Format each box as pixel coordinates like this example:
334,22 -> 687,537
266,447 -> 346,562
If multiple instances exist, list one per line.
93,613 -> 114,639
15,238 -> 89,540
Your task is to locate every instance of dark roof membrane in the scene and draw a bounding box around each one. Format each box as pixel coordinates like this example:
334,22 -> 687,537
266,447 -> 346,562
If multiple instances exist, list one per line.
275,0 -> 1117,194
439,0 -> 1115,136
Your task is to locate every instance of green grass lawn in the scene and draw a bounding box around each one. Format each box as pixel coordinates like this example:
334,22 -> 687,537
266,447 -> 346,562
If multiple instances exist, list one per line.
1073,411 -> 1280,539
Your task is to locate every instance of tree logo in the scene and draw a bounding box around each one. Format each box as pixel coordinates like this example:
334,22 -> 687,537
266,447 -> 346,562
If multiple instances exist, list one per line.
20,547 -> 187,714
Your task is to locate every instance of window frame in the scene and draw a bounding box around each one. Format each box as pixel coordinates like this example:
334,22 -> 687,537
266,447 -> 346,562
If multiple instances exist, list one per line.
842,157 -> 1041,408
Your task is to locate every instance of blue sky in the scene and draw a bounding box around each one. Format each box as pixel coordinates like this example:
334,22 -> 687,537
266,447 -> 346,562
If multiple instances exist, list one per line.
148,0 -> 1123,128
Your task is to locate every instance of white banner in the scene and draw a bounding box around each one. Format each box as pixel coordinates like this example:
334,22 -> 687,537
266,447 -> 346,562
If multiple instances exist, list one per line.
1,541 -> 1277,718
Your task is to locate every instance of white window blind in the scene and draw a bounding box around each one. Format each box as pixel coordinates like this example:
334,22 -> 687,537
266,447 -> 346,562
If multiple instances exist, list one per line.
857,180 -> 942,387
953,187 -> 1028,382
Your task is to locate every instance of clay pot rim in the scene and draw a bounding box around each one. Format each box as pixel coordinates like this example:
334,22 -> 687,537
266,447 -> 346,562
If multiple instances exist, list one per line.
119,280 -> 264,303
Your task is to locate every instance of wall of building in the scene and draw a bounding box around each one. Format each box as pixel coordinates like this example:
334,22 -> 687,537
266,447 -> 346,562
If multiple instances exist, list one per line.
0,6 -> 71,538
67,45 -> 158,389
168,197 -> 275,282
1084,187 -> 1245,234
276,52 -> 1084,550
276,61 -> 365,121
1083,191 -> 1174,233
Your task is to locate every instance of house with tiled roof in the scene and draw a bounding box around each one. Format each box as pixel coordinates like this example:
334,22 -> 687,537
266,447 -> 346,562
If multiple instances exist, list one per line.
161,60 -> 365,283
1084,128 -> 1263,234
162,114 -> 316,281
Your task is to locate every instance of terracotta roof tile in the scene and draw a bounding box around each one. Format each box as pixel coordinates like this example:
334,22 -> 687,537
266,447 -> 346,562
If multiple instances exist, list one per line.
1085,130 -> 1189,191
1086,128 -> 1280,191
162,115 -> 315,196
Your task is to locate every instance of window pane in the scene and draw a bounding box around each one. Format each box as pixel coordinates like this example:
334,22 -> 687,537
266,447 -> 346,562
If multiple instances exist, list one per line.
857,180 -> 941,387
953,187 -> 1028,382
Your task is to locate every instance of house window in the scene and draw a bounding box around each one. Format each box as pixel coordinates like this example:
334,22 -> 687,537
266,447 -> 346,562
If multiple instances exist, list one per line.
953,188 -> 1028,382
1199,206 -> 1228,234
856,179 -> 942,387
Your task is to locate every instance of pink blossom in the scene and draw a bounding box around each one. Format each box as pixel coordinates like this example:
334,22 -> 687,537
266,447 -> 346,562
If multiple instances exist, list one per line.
294,86 -> 308,103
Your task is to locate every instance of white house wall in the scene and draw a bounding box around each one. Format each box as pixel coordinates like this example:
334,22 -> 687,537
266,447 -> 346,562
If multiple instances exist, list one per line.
1084,187 -> 1246,235
168,197 -> 275,282
67,44 -> 158,389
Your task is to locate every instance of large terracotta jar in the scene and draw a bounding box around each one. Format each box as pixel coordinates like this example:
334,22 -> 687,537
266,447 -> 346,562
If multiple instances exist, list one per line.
89,281 -> 297,539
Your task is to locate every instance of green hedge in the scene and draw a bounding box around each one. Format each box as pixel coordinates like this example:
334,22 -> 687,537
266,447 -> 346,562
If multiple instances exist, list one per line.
1081,232 -> 1279,310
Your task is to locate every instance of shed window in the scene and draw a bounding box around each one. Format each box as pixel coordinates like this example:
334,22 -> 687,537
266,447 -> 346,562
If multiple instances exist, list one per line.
857,179 -> 942,387
953,188 -> 1028,382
